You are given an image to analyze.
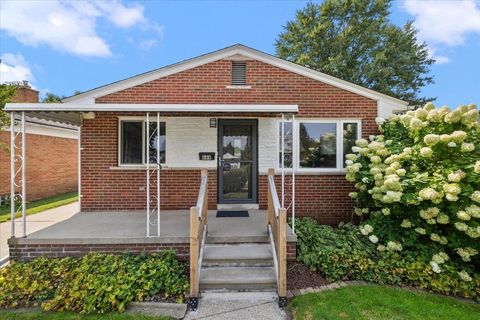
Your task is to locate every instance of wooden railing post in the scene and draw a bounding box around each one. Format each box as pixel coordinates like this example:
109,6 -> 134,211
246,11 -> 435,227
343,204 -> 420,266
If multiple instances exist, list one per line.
189,207 -> 199,299
278,207 -> 287,303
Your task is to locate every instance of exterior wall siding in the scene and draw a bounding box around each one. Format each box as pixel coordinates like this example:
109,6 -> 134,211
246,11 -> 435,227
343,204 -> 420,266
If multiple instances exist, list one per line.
80,59 -> 378,224
0,131 -> 78,201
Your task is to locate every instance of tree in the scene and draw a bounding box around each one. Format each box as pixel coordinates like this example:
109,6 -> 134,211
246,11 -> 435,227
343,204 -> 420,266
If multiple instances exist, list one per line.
0,84 -> 17,128
42,93 -> 64,103
276,0 -> 435,106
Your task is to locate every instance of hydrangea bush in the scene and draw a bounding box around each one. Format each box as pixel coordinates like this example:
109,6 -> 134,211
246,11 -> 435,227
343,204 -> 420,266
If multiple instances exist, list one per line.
346,103 -> 480,281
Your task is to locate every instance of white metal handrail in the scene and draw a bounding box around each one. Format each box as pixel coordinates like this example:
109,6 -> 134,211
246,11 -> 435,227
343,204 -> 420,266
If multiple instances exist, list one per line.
268,175 -> 281,217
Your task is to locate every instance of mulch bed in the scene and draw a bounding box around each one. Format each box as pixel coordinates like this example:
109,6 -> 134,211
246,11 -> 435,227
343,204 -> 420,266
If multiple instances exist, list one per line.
287,261 -> 330,290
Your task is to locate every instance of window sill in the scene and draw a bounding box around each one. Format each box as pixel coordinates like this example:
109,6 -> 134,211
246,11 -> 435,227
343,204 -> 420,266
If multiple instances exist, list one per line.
110,165 -> 167,170
226,85 -> 251,89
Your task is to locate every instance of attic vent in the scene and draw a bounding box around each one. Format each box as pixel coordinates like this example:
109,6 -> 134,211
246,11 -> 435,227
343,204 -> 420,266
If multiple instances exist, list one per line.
231,61 -> 247,85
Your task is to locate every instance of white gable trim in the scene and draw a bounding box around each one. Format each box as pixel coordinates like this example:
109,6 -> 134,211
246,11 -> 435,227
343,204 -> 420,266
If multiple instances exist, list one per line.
63,44 -> 408,108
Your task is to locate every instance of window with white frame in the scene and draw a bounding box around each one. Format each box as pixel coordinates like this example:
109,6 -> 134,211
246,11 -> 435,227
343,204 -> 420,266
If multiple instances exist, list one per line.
278,120 -> 360,171
119,120 -> 166,165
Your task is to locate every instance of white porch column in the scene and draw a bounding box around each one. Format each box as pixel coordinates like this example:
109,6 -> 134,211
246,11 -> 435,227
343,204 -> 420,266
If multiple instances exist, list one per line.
10,112 -> 15,237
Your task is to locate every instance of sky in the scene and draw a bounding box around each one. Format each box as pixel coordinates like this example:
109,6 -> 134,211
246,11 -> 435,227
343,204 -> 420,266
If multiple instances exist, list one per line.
0,0 -> 479,107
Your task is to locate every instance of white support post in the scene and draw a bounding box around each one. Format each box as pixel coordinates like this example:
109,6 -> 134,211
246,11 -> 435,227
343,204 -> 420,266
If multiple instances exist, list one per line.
10,112 -> 15,237
281,113 -> 285,207
21,112 -> 26,237
156,112 -> 160,237
292,114 -> 296,234
146,112 -> 150,237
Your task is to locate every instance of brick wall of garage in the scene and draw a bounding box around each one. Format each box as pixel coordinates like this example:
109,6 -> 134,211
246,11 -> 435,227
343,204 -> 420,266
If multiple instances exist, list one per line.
0,131 -> 78,201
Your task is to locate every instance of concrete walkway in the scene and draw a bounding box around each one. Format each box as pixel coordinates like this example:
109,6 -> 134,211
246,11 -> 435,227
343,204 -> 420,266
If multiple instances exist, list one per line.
0,202 -> 79,260
184,292 -> 287,320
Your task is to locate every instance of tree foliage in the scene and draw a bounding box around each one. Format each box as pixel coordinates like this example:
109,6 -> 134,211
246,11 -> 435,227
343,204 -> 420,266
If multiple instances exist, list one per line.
42,93 -> 64,103
276,0 -> 435,106
0,84 -> 17,128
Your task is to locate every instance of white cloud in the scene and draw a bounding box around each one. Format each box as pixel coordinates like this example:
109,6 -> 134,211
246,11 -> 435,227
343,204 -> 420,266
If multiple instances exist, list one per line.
0,53 -> 35,84
403,1 -> 480,46
402,0 -> 480,63
0,0 -> 163,58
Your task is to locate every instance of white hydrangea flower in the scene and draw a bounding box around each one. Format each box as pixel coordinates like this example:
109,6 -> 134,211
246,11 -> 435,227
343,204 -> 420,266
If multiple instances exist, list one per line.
400,219 -> 412,228
415,108 -> 428,120
351,146 -> 362,153
454,222 -> 468,231
466,204 -> 480,218
439,134 -> 451,143
359,224 -> 374,235
436,214 -> 450,224
403,147 -> 412,155
465,226 -> 480,238
386,241 -> 403,252
355,139 -> 369,147
415,227 -> 426,235
430,261 -> 442,274
410,118 -> 426,130
456,247 -> 478,262
430,233 -> 442,242
370,155 -> 382,164
346,153 -> 358,161
461,142 -> 475,152
446,193 -> 459,202
423,134 -> 440,146
447,142 -> 457,148
419,207 -> 440,219
419,147 -> 433,158
396,169 -> 406,176
462,109 -> 479,124
349,192 -> 358,199
443,183 -> 461,195
447,170 -> 466,182
368,235 -> 379,244
382,208 -> 390,216
474,160 -> 480,174
377,244 -> 386,251
419,188 -> 441,201
401,115 -> 413,126
432,252 -> 449,264
457,210 -> 471,221
424,102 -> 435,111
375,117 -> 386,125
450,130 -> 467,142
458,270 -> 472,282
471,191 -> 480,203
427,218 -> 437,225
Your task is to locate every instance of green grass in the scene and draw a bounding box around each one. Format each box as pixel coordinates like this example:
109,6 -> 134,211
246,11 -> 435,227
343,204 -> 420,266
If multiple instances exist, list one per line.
0,192 -> 78,223
288,285 -> 480,320
0,310 -> 171,320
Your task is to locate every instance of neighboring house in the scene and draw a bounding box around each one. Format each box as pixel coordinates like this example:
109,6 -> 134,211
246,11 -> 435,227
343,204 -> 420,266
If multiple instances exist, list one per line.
0,82 -> 78,203
5,45 -> 407,305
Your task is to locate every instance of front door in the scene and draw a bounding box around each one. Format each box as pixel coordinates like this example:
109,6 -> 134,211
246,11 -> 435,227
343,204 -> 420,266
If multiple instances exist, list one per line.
218,119 -> 258,204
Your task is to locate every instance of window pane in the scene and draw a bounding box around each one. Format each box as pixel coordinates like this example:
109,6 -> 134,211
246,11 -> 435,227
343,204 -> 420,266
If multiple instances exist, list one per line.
299,123 -> 337,168
278,122 -> 293,168
121,121 -> 143,164
147,122 -> 166,164
343,123 -> 358,167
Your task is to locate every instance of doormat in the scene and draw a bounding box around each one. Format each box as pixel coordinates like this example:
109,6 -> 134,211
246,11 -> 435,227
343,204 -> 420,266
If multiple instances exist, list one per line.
216,210 -> 249,218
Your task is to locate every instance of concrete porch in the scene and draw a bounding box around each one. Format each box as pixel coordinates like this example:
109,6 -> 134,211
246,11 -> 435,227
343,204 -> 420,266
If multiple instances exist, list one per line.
8,210 -> 297,261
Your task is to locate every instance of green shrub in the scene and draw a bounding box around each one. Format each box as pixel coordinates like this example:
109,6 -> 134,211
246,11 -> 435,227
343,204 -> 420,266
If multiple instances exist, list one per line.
294,218 -> 480,301
0,251 -> 189,314
345,103 -> 479,280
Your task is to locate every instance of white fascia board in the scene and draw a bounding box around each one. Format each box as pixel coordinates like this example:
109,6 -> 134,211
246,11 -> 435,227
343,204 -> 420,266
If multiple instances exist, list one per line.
62,44 -> 408,108
5,103 -> 299,113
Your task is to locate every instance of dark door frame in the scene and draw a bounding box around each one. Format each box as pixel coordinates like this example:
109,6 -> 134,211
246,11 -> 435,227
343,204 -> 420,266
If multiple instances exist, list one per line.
217,119 -> 258,204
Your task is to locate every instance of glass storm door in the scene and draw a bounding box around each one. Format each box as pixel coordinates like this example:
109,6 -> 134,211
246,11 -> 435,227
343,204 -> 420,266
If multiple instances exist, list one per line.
218,119 -> 258,204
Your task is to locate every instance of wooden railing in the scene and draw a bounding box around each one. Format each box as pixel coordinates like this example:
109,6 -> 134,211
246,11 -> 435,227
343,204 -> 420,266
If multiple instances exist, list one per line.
267,168 -> 287,304
189,169 -> 208,310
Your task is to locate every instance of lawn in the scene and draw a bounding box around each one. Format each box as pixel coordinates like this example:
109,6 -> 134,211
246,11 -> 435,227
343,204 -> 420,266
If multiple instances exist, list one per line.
0,310 -> 171,320
288,285 -> 480,320
0,192 -> 78,223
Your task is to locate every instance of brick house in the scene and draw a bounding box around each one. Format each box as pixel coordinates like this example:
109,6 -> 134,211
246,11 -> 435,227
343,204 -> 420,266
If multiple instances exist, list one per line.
0,82 -> 78,203
5,45 -> 407,304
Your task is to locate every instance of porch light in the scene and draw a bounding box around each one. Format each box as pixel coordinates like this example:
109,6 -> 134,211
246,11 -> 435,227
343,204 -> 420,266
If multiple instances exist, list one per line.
209,118 -> 217,128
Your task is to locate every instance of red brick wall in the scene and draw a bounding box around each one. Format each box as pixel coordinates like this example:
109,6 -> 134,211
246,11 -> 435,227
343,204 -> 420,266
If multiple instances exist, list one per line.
80,59 -> 377,224
12,86 -> 39,103
0,131 -> 78,201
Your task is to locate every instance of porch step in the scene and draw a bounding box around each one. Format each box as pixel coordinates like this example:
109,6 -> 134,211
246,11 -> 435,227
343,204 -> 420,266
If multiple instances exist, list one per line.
199,266 -> 276,291
203,244 -> 273,267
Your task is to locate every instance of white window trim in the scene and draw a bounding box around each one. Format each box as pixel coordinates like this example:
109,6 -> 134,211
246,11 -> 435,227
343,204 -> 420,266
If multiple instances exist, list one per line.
117,116 -> 166,167
277,118 -> 361,173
